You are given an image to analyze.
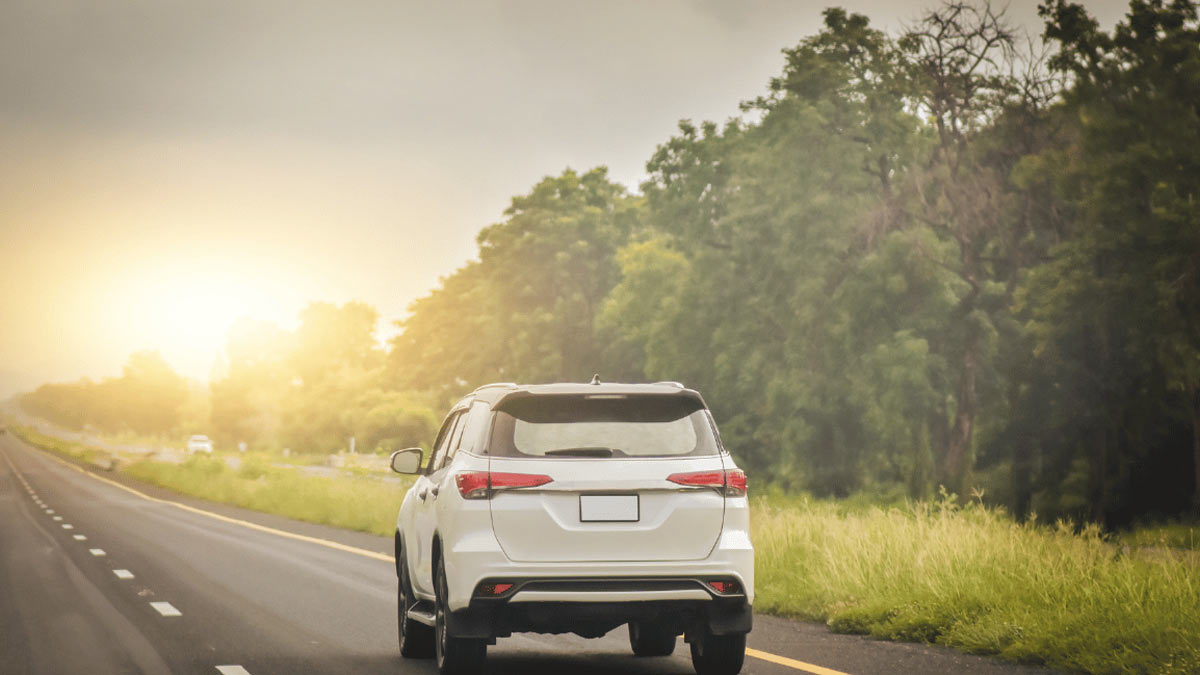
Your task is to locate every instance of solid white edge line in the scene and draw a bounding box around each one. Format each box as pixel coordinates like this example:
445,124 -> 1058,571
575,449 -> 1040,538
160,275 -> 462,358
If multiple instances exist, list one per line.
149,601 -> 181,617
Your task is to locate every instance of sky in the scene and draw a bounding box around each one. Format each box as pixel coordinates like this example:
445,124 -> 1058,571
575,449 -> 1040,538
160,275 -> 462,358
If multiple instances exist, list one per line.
0,0 -> 1129,396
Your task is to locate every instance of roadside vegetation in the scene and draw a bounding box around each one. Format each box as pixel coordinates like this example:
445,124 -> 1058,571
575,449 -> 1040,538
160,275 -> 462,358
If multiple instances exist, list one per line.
754,495 -> 1200,675
1120,522 -> 1200,553
9,424 -> 412,537
123,454 -> 414,536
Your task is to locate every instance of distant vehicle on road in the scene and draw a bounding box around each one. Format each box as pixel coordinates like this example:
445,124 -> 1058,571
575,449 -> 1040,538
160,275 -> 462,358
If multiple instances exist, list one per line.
186,434 -> 214,454
390,379 -> 753,675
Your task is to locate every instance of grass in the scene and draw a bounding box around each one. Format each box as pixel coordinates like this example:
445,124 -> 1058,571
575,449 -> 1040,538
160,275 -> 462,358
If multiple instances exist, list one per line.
1122,522 -> 1200,552
9,426 -> 98,464
753,495 -> 1200,674
11,423 -> 1199,673
122,453 -> 415,537
9,423 -> 413,537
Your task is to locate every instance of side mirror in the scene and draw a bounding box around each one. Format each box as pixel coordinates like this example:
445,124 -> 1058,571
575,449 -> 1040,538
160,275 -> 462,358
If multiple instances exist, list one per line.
390,448 -> 424,475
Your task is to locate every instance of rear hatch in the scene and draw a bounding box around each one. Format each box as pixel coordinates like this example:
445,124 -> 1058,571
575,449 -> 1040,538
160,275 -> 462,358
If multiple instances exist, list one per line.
485,393 -> 728,563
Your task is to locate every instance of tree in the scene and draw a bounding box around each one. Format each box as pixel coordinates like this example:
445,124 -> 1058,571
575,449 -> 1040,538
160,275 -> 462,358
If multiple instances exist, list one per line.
389,167 -> 639,393
1030,0 -> 1200,511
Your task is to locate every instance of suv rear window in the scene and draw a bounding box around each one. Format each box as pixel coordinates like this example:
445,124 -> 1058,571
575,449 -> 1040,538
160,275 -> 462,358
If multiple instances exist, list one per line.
488,394 -> 720,458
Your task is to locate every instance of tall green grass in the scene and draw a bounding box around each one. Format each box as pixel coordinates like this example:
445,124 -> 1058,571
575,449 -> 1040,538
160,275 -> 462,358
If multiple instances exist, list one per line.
123,453 -> 414,536
9,426 -> 97,464
753,496 -> 1200,674
1122,522 -> 1200,552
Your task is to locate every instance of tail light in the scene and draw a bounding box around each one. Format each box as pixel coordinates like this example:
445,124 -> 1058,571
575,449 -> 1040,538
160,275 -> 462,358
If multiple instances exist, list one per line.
455,471 -> 553,499
667,469 -> 747,497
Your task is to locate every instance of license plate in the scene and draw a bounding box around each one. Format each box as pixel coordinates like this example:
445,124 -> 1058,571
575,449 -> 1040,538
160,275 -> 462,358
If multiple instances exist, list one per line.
579,495 -> 639,522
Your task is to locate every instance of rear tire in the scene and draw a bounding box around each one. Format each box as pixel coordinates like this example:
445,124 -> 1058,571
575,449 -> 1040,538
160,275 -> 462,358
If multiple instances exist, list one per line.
434,556 -> 486,675
397,546 -> 434,658
690,632 -> 746,675
629,622 -> 676,656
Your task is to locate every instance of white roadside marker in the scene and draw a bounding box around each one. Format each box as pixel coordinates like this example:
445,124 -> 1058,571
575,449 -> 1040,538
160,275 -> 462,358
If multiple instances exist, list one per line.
216,667 -> 252,675
73,534 -> 87,541
113,569 -> 134,580
89,548 -> 106,556
149,601 -> 181,617
62,524 -> 74,530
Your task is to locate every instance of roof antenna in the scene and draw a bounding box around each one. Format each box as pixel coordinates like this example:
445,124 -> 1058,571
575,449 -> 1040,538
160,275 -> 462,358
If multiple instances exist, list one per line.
590,374 -> 601,385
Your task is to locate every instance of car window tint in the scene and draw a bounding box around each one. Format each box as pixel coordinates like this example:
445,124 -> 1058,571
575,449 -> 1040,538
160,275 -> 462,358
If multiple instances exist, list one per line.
488,394 -> 719,458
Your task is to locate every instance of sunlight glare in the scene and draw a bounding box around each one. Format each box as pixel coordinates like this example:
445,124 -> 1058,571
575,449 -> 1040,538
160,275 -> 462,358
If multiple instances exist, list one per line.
120,262 -> 299,380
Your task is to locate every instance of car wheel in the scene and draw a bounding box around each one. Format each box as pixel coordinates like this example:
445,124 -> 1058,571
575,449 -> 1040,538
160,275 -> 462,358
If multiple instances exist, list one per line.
690,631 -> 746,675
397,545 -> 434,658
629,621 -> 676,656
434,556 -> 486,675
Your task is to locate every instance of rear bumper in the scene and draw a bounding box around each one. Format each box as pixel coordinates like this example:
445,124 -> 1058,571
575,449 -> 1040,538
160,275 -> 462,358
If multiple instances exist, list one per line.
446,578 -> 752,639
442,525 -> 755,612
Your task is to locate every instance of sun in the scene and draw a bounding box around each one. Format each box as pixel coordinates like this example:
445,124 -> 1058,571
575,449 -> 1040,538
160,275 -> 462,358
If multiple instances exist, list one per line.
120,261 -> 298,379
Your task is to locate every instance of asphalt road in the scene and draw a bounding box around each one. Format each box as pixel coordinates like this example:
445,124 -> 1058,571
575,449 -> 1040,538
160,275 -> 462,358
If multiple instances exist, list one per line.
0,433 -> 1061,675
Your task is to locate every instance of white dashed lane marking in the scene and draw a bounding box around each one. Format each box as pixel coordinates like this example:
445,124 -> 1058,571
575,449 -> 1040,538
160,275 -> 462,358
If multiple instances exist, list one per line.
89,548 -> 106,557
113,569 -> 135,580
52,516 -> 62,521
73,534 -> 87,541
149,602 -> 181,617
216,666 -> 252,675
62,524 -> 74,530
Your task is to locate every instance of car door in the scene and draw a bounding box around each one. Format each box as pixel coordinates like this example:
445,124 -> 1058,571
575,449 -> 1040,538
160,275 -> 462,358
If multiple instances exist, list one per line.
411,409 -> 463,595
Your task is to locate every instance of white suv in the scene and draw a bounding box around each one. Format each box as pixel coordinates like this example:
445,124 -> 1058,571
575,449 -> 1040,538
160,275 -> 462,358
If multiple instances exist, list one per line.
389,381 -> 753,675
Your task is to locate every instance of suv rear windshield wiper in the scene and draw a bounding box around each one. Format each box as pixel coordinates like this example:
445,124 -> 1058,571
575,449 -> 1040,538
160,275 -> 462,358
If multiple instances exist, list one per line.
543,447 -> 616,458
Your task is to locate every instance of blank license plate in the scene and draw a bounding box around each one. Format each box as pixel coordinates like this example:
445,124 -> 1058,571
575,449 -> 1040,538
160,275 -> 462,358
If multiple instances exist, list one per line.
579,495 -> 639,522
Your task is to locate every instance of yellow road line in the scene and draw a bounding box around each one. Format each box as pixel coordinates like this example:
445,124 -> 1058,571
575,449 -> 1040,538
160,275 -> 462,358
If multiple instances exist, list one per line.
9,440 -> 852,674
747,648 -> 853,675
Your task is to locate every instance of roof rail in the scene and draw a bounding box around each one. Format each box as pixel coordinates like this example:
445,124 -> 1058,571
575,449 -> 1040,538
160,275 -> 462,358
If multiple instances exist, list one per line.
653,381 -> 685,388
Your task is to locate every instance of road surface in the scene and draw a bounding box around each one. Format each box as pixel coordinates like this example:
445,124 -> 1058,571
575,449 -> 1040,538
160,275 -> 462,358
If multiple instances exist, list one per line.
0,433 -> 1059,675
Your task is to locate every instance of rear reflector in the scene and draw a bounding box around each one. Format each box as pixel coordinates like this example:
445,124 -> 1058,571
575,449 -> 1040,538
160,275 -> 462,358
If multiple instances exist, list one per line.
667,469 -> 747,497
706,579 -> 741,594
477,582 -> 514,596
456,471 -> 553,499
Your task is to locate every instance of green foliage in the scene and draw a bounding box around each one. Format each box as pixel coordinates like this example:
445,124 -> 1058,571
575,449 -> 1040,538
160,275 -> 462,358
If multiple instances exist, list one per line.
20,351 -> 187,436
209,302 -> 440,455
754,496 -> 1200,674
123,457 -> 414,537
389,167 -> 641,390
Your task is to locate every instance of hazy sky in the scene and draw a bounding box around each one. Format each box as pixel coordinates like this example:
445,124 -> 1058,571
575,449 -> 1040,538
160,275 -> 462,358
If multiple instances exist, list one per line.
0,0 -> 1128,396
